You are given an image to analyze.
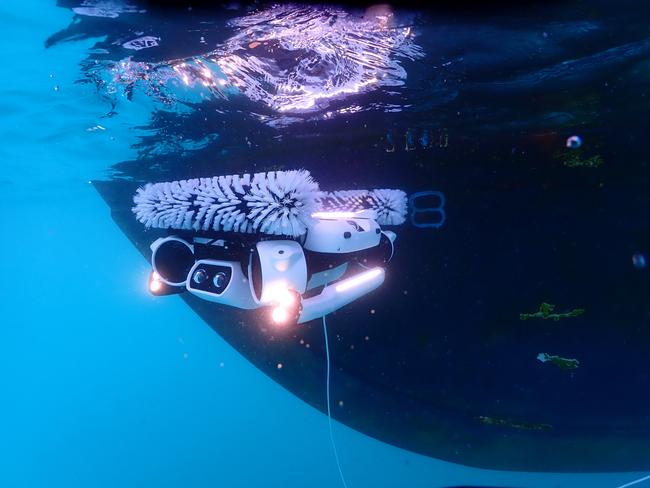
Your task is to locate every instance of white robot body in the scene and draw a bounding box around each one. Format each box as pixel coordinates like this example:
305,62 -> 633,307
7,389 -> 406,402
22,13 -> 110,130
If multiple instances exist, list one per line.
304,213 -> 382,254
151,236 -> 195,286
148,214 -> 395,325
298,267 -> 385,324
305,263 -> 348,290
137,170 -> 407,323
184,259 -> 255,309
250,240 -> 308,304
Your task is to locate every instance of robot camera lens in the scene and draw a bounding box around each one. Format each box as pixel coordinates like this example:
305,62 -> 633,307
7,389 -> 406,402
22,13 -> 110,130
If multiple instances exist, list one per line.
193,268 -> 208,284
213,272 -> 227,288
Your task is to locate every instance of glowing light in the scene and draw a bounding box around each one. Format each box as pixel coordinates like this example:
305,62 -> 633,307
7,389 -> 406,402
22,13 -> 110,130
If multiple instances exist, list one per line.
152,271 -> 161,280
149,278 -> 162,293
311,211 -> 360,219
263,282 -> 299,324
272,306 -> 290,324
261,281 -> 286,304
335,268 -> 382,293
277,289 -> 296,308
261,281 -> 297,307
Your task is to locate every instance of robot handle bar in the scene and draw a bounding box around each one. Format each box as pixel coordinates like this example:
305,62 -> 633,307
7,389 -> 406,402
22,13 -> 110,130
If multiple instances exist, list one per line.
298,267 -> 385,324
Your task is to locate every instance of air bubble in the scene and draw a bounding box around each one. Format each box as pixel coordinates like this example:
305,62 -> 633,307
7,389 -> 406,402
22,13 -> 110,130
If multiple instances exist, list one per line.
632,253 -> 647,269
566,135 -> 582,149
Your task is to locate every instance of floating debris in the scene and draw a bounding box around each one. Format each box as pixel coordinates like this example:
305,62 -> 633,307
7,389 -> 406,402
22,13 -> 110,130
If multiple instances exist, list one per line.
537,352 -> 580,370
477,415 -> 552,431
520,302 -> 584,321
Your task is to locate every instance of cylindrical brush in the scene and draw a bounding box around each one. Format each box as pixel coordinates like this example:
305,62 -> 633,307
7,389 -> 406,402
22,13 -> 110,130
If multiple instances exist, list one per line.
317,189 -> 408,225
133,171 -> 408,237
133,170 -> 321,237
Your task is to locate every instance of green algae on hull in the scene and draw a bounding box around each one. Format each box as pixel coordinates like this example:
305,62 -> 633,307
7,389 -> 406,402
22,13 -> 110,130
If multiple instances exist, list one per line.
555,148 -> 604,168
520,302 -> 584,321
477,415 -> 553,431
537,352 -> 580,370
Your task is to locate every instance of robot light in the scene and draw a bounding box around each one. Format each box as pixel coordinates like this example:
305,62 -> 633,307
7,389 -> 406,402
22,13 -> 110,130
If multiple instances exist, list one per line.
149,277 -> 162,293
261,282 -> 301,325
335,268 -> 383,293
262,281 -> 298,304
311,211 -> 360,219
261,281 -> 290,304
276,289 -> 296,308
271,306 -> 290,324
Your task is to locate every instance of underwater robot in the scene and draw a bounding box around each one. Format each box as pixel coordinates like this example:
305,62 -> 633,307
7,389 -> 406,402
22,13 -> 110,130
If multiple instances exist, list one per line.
133,169 -> 406,325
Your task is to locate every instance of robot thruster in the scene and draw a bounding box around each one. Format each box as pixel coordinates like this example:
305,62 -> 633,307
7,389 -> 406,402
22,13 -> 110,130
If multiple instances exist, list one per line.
133,169 -> 405,325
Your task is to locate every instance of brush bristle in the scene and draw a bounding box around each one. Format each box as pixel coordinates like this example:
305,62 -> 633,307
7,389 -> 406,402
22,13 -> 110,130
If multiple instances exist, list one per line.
317,189 -> 407,225
132,170 -> 320,237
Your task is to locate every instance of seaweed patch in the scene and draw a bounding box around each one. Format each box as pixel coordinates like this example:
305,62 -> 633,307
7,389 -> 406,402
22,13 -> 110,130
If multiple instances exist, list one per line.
520,302 -> 584,321
537,352 -> 580,370
477,415 -> 552,431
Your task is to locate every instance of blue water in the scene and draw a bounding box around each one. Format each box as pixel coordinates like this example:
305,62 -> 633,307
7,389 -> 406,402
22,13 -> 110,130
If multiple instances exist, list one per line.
1,2 -> 649,487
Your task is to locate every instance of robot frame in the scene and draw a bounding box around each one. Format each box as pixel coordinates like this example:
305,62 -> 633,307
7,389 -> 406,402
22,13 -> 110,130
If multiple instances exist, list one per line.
135,170 -> 403,326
